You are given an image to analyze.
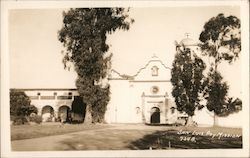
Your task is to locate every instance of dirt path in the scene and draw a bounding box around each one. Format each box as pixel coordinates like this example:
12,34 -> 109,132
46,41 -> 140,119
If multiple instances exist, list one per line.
11,124 -> 167,151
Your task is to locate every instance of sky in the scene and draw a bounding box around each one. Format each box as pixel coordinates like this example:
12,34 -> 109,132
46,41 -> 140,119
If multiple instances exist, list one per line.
9,6 -> 242,98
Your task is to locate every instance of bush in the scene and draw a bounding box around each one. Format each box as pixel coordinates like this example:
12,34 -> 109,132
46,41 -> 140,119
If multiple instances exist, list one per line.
10,90 -> 38,125
10,115 -> 16,121
29,114 -> 42,124
13,116 -> 29,125
10,90 -> 31,116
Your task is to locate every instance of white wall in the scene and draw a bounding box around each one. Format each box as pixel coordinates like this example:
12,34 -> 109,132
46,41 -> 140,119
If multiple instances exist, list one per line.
105,79 -> 131,123
106,56 -> 177,124
192,108 -> 214,126
218,111 -> 243,127
192,108 -> 243,127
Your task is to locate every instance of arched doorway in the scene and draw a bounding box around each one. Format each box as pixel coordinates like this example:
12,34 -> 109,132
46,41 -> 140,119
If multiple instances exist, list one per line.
41,105 -> 54,122
150,107 -> 160,124
58,105 -> 70,123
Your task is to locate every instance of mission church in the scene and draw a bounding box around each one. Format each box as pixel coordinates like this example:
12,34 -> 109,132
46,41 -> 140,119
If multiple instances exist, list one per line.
12,37 -> 240,126
104,36 -> 201,124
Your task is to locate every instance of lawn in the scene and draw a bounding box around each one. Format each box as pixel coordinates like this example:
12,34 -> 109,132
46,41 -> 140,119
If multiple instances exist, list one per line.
11,123 -> 111,141
11,124 -> 243,150
128,126 -> 242,149
58,125 -> 242,150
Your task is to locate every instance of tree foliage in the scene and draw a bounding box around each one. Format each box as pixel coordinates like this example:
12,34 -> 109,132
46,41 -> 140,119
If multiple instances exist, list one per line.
205,69 -> 228,116
204,68 -> 242,117
199,13 -> 241,64
224,97 -> 242,116
58,8 -> 134,123
199,13 -> 242,120
171,47 -> 206,117
10,90 -> 37,117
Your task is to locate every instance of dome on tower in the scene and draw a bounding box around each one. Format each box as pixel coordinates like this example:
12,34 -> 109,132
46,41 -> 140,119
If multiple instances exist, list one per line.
179,37 -> 197,46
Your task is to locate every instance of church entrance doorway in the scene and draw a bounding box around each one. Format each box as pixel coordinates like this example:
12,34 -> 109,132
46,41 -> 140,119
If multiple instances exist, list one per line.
150,107 -> 160,124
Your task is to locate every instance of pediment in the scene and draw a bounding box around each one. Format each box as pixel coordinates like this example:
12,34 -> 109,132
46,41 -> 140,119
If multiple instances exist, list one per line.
108,56 -> 171,81
132,59 -> 171,81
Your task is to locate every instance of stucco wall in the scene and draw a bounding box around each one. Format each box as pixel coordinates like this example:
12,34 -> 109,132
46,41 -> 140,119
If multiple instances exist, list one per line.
106,56 -> 178,124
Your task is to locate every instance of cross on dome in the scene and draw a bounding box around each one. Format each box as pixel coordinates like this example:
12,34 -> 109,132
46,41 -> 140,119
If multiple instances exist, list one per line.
180,33 -> 197,46
185,32 -> 190,38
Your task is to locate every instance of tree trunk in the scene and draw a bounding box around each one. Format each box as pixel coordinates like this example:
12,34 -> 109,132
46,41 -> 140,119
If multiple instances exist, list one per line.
213,113 -> 219,127
185,116 -> 194,126
84,104 -> 92,124
213,42 -> 219,127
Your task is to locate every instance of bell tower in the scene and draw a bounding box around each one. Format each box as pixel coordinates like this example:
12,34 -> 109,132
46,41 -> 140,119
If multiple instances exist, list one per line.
178,33 -> 200,56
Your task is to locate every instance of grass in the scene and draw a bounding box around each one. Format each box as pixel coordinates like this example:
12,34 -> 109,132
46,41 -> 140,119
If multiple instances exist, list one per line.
11,123 -> 110,141
128,126 -> 242,149
57,125 -> 242,150
59,129 -> 155,150
11,124 -> 243,150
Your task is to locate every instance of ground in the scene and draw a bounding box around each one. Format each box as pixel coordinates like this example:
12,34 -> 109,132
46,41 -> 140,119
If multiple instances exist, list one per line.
11,123 -> 242,151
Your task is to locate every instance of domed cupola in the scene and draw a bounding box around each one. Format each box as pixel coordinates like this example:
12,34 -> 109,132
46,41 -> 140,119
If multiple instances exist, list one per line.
179,33 -> 198,47
177,33 -> 200,55
179,37 -> 197,47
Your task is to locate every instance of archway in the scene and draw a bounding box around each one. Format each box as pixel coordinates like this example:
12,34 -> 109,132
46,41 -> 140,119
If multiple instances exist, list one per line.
41,105 -> 54,122
150,107 -> 160,124
58,105 -> 70,123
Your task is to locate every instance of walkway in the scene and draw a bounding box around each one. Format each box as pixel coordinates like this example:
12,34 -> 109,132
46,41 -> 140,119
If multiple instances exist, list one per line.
11,124 -> 168,151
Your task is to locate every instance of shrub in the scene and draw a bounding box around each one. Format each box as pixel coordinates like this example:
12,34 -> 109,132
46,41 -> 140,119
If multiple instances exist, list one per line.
10,90 -> 38,125
10,90 -> 31,116
13,116 -> 29,125
29,114 -> 42,124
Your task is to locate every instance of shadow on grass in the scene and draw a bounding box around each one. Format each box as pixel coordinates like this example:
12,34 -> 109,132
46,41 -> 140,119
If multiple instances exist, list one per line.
127,130 -> 242,149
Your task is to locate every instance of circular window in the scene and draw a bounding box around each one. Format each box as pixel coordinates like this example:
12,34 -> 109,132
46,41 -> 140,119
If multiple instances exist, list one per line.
151,86 -> 159,94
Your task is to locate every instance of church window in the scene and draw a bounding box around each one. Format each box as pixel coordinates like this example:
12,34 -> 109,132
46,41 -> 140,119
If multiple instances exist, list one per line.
151,66 -> 159,76
171,107 -> 175,114
68,92 -> 73,99
135,107 -> 140,114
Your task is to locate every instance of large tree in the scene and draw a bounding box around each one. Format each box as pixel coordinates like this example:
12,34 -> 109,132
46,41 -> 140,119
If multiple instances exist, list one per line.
58,8 -> 134,123
199,13 -> 242,126
171,47 -> 206,126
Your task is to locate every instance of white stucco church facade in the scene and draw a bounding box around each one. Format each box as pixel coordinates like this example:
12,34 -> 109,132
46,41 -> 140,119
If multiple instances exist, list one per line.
105,55 -> 181,124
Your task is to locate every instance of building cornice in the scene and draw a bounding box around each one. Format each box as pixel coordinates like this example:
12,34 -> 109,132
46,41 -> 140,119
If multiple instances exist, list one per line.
108,78 -> 130,81
10,88 -> 77,91
143,95 -> 167,98
129,80 -> 170,83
